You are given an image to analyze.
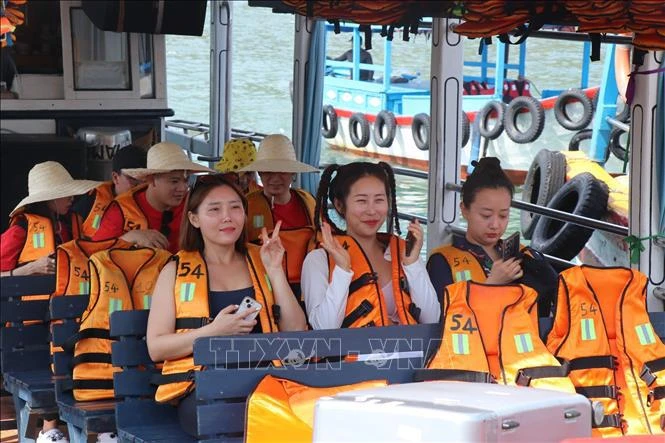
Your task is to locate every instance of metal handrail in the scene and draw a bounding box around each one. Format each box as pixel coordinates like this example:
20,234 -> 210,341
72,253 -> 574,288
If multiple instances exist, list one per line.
445,182 -> 629,237
606,116 -> 630,132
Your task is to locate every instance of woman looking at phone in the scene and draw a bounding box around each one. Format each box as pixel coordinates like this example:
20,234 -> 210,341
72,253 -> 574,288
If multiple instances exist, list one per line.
427,157 -> 557,317
147,175 -> 306,436
301,162 -> 439,330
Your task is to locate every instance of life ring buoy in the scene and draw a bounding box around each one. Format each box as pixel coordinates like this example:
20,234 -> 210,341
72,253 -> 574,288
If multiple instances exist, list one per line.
373,110 -> 397,148
568,128 -> 593,152
411,113 -> 430,151
503,96 -> 545,144
554,89 -> 594,131
520,150 -> 566,240
349,113 -> 370,148
614,44 -> 631,101
477,101 -> 505,140
531,172 -> 609,260
322,105 -> 338,138
461,112 -> 470,147
608,126 -> 629,162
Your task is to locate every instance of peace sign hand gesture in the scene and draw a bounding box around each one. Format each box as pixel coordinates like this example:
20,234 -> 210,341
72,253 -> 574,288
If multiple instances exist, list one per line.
259,220 -> 285,274
320,221 -> 351,272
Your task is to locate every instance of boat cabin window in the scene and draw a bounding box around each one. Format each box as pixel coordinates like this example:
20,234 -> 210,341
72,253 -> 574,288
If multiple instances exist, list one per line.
10,1 -> 63,76
70,8 -> 130,90
138,34 -> 154,98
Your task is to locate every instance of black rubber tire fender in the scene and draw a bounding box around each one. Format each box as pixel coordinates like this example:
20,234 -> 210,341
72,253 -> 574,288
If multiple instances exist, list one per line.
531,172 -> 609,260
373,110 -> 397,148
477,100 -> 506,140
608,126 -> 629,162
503,96 -> 545,144
322,105 -> 338,138
461,112 -> 470,147
349,113 -> 370,148
554,89 -> 594,131
520,150 -> 567,240
411,113 -> 430,151
568,128 -> 593,152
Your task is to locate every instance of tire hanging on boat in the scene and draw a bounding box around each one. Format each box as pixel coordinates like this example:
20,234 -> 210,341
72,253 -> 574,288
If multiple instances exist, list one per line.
608,126 -> 629,162
503,96 -> 545,144
530,172 -> 609,260
411,113 -> 430,151
477,100 -> 506,140
520,150 -> 567,240
568,129 -> 593,151
553,89 -> 594,131
322,105 -> 338,138
373,110 -> 397,148
349,113 -> 370,148
461,112 -> 470,147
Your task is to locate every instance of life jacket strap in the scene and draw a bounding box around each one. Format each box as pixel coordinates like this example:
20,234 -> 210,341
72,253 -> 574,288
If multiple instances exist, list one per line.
515,363 -> 570,387
576,385 -> 620,400
647,386 -> 665,407
272,304 -> 281,322
566,355 -> 617,371
399,277 -> 410,295
640,357 -> 665,387
150,370 -> 196,386
63,328 -> 111,353
71,352 -> 113,367
175,317 -> 210,330
413,369 -> 496,384
72,379 -> 115,391
348,272 -> 377,295
408,303 -> 421,322
594,413 -> 623,429
341,299 -> 373,328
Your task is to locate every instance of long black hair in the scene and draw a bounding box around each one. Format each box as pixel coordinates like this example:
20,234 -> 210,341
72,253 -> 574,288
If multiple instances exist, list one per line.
314,161 -> 401,235
461,157 -> 514,207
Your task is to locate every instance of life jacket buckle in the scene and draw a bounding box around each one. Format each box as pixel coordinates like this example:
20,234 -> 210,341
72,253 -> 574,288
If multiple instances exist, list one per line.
515,369 -> 532,387
640,364 -> 657,387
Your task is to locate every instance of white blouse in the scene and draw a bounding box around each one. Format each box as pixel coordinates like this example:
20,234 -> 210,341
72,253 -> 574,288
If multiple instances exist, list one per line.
302,247 -> 441,330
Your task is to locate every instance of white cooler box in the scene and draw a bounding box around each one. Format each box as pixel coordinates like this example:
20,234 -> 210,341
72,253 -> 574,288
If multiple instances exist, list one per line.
313,381 -> 592,442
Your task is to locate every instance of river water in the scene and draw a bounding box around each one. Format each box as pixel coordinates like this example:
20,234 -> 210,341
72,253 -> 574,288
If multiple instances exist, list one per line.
165,2 -> 609,238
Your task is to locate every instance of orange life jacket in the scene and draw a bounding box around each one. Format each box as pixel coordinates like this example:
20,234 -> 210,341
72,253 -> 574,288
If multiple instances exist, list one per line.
547,266 -> 665,437
327,234 -> 419,328
429,245 -> 487,283
9,213 -> 57,265
113,184 -> 150,232
245,189 -> 317,285
422,281 -> 575,394
72,246 -> 171,401
154,246 -> 279,404
76,181 -> 115,239
245,375 -> 387,443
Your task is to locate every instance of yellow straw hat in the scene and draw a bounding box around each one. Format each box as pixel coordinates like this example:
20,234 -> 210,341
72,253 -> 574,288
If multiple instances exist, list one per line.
122,142 -> 215,178
214,138 -> 257,173
238,134 -> 318,173
11,162 -> 101,216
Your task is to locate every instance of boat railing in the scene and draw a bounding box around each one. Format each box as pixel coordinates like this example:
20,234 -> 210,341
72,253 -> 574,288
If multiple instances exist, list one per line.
606,116 -> 630,132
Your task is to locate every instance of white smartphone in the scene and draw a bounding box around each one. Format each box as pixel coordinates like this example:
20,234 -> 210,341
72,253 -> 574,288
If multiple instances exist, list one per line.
236,296 -> 262,321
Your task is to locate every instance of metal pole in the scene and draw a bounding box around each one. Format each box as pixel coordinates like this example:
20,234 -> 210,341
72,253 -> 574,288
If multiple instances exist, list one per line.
209,0 -> 232,157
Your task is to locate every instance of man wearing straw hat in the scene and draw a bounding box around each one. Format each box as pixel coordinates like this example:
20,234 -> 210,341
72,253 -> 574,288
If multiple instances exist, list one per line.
92,142 -> 214,253
1,161 -> 100,278
238,134 -> 318,294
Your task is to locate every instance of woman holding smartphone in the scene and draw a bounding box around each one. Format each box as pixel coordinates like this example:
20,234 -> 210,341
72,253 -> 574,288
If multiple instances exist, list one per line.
427,157 -> 557,317
147,175 -> 306,436
301,161 -> 439,330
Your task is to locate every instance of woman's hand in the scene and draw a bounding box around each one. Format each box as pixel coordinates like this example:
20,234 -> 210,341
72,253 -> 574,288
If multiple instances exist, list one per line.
121,229 -> 169,249
402,219 -> 424,266
320,221 -> 351,272
209,304 -> 257,336
486,257 -> 523,285
259,221 -> 285,274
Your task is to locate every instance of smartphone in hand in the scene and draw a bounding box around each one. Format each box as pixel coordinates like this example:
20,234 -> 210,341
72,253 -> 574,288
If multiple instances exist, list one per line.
236,296 -> 262,321
502,232 -> 521,260
405,231 -> 416,256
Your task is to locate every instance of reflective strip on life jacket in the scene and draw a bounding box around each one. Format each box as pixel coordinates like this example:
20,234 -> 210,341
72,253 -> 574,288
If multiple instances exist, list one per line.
244,375 -> 387,443
328,234 -> 418,328
114,184 -> 150,232
80,182 -> 114,239
72,246 -> 171,401
154,246 -> 278,404
10,213 -> 56,265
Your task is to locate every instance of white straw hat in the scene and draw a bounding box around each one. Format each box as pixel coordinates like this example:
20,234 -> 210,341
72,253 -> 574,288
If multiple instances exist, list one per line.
238,134 -> 318,173
11,162 -> 101,216
122,142 -> 215,178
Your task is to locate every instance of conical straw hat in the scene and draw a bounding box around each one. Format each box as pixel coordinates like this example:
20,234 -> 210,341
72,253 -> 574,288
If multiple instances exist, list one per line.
238,134 -> 318,173
122,142 -> 215,178
11,162 -> 101,216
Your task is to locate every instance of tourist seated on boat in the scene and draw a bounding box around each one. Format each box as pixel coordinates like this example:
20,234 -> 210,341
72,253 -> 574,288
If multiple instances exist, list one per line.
427,157 -> 557,317
213,137 -> 261,195
0,161 -> 100,443
92,142 -> 214,253
329,36 -> 374,81
237,134 -> 318,296
71,144 -> 147,239
146,174 -> 306,437
302,162 -> 440,329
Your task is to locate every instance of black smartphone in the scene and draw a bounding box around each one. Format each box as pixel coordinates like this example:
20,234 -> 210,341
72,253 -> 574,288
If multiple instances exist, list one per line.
502,232 -> 521,260
405,231 -> 416,256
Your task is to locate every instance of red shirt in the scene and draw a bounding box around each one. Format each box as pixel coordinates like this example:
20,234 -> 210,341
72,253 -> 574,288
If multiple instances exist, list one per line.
92,189 -> 184,253
1,216 -> 72,271
271,190 -> 310,229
